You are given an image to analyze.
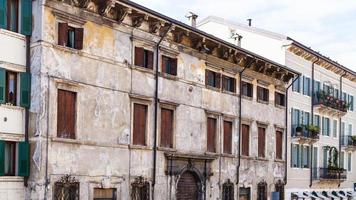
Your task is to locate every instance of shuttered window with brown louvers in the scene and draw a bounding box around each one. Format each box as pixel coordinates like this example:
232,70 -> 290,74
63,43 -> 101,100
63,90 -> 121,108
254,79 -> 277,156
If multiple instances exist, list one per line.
258,127 -> 266,158
135,47 -> 144,67
146,50 -> 154,69
58,22 -> 68,46
57,90 -> 76,139
133,104 -> 147,146
161,55 -> 177,76
223,121 -> 233,154
58,22 -> 83,50
160,108 -> 174,148
207,117 -> 217,152
257,86 -> 269,102
276,131 -> 283,159
242,81 -> 253,97
222,76 -> 236,93
241,124 -> 250,156
275,92 -> 285,107
74,28 -> 84,50
135,47 -> 154,69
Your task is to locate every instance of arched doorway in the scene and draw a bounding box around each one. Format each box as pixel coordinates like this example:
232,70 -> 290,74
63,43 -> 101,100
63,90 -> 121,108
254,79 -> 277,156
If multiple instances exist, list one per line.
177,171 -> 199,200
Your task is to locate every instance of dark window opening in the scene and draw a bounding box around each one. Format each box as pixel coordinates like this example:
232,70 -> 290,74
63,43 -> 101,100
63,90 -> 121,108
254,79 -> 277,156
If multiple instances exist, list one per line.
160,108 -> 174,148
58,22 -> 84,50
53,175 -> 80,200
239,187 -> 251,200
6,0 -> 19,32
205,69 -> 221,88
257,181 -> 267,200
161,55 -> 177,76
242,81 -> 253,97
57,90 -> 76,139
131,177 -> 149,200
257,86 -> 269,102
207,117 -> 217,153
222,179 -> 234,200
4,141 -> 16,176
275,180 -> 284,200
133,104 -> 147,146
275,92 -> 285,107
94,188 -> 117,200
222,75 -> 235,92
276,131 -> 283,160
135,47 -> 154,69
6,71 -> 17,105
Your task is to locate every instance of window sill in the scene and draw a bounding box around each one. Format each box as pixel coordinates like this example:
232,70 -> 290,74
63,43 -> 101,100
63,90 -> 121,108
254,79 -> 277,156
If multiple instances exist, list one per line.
242,95 -> 253,101
255,157 -> 268,161
222,90 -> 237,96
157,146 -> 177,152
221,153 -> 236,158
205,85 -> 220,92
55,44 -> 81,54
0,104 -> 25,111
159,72 -> 178,80
257,100 -> 269,105
275,104 -> 286,109
129,144 -> 152,150
274,159 -> 285,163
131,65 -> 154,74
240,155 -> 253,160
51,137 -> 80,144
205,151 -> 219,156
0,176 -> 24,182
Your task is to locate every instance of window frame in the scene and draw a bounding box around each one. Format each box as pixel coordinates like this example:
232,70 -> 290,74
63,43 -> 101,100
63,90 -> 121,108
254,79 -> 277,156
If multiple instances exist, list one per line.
132,103 -> 149,146
57,21 -> 84,50
161,55 -> 177,76
222,75 -> 236,93
241,81 -> 253,98
241,123 -> 250,157
4,141 -> 16,176
159,104 -> 176,149
257,86 -> 269,103
206,115 -> 218,153
275,91 -> 285,107
6,0 -> 19,33
257,126 -> 266,158
223,120 -> 233,154
134,46 -> 154,69
56,89 -> 77,140
5,70 -> 18,105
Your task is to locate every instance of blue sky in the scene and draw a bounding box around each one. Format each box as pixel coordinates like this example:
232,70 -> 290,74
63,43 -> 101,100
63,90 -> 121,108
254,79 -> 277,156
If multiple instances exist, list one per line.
131,0 -> 356,71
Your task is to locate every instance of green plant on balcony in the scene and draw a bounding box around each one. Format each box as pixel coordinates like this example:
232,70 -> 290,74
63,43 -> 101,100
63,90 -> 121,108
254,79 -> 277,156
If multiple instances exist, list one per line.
351,135 -> 356,146
304,124 -> 320,138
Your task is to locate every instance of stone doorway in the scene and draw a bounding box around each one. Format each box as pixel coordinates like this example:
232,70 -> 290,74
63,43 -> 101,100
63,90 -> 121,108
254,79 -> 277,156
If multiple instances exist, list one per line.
177,171 -> 199,200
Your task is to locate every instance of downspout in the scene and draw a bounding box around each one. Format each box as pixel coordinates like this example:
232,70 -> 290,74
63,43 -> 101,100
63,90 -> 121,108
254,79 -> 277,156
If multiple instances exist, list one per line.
152,23 -> 172,200
338,71 -> 347,187
309,57 -> 319,188
284,75 -> 300,186
24,35 -> 31,187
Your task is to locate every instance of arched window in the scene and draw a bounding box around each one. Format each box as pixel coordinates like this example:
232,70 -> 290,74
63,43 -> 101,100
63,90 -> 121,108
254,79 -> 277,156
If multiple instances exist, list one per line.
131,176 -> 150,200
222,179 -> 234,200
275,180 -> 284,200
257,181 -> 267,200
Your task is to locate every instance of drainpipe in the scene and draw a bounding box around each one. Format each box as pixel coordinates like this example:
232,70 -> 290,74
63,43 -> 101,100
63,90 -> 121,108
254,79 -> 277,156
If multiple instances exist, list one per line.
284,75 -> 300,186
310,57 -> 319,188
338,71 -> 347,187
152,23 -> 172,200
24,35 -> 31,187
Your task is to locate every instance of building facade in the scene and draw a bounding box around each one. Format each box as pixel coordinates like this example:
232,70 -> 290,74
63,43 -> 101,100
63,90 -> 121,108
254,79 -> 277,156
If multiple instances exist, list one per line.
0,0 -> 299,200
199,16 -> 356,199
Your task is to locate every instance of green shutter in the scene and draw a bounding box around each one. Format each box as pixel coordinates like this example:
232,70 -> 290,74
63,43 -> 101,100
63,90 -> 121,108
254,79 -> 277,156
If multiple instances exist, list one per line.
0,68 -> 5,104
20,72 -> 31,108
18,141 -> 30,177
0,0 -> 6,29
0,141 -> 4,176
21,0 -> 32,35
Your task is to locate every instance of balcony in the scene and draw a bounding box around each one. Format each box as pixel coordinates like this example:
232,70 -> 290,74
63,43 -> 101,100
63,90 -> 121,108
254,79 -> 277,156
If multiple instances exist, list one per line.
0,104 -> 25,136
341,135 -> 356,151
291,125 -> 320,143
313,91 -> 348,117
313,167 -> 347,181
0,29 -> 26,66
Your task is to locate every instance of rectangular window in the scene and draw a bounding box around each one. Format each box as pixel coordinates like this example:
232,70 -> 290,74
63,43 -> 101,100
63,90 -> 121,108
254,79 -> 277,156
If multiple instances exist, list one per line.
275,131 -> 283,160
57,90 -> 76,139
223,121 -> 232,154
313,115 -> 320,127
0,141 -> 29,177
5,71 -> 17,105
161,55 -> 177,76
333,120 -> 338,138
6,0 -> 19,32
291,108 -> 300,136
302,146 -> 309,168
303,76 -> 311,96
258,127 -> 266,158
275,92 -> 285,107
241,81 -> 253,97
348,124 -> 352,136
340,152 -> 345,169
292,76 -> 301,93
134,47 -> 154,69
160,108 -> 174,148
205,70 -> 221,88
241,124 -> 250,156
323,148 -> 328,168
341,122 -> 345,136
257,86 -> 269,102
322,117 -> 330,136
313,80 -> 320,94
222,75 -> 235,92
94,188 -> 116,200
207,117 -> 217,153
347,153 -> 352,172
133,103 -> 147,146
349,95 -> 354,111
291,144 -> 300,168
4,141 -> 16,176
58,23 -> 84,50
303,111 -> 310,126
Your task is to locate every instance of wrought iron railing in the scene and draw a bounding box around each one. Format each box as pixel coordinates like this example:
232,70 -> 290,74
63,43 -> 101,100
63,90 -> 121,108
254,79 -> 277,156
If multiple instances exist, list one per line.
341,135 -> 356,147
313,167 -> 347,180
291,125 -> 320,139
313,91 -> 349,112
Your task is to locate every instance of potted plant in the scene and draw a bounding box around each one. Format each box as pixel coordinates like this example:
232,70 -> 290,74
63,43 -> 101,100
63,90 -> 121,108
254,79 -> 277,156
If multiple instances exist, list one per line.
305,124 -> 320,138
351,135 -> 356,146
295,126 -> 303,136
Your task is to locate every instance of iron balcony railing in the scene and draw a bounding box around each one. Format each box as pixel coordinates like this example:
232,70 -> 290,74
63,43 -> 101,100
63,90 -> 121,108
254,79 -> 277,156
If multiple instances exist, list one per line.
313,91 -> 349,112
291,125 -> 320,139
313,167 -> 347,180
341,135 -> 356,147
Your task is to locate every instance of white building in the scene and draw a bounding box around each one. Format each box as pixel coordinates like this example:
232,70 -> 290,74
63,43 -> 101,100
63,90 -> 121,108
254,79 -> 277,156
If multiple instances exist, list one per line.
199,16 -> 356,199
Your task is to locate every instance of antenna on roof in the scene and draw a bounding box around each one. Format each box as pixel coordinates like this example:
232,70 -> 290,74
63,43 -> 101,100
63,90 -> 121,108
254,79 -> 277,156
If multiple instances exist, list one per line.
247,19 -> 252,26
185,12 -> 198,28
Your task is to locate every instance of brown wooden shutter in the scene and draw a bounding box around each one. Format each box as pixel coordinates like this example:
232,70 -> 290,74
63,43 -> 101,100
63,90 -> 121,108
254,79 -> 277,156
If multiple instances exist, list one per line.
160,108 -> 173,148
205,69 -> 209,86
146,50 -> 154,69
223,121 -> 232,154
257,87 -> 262,101
58,23 -> 68,46
207,117 -> 216,152
222,76 -> 228,91
215,73 -> 221,88
161,56 -> 167,73
74,28 -> 84,50
232,78 -> 236,93
241,124 -> 250,156
276,131 -> 283,159
258,127 -> 266,158
135,47 -> 144,67
171,58 -> 178,76
57,90 -> 76,139
265,88 -> 269,102
133,104 -> 147,146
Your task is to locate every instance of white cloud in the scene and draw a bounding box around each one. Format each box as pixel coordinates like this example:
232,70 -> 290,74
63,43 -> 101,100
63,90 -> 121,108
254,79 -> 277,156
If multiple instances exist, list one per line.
132,0 -> 356,71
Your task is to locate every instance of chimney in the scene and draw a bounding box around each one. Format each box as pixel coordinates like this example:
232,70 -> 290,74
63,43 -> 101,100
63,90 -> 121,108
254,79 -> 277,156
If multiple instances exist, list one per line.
247,19 -> 252,26
186,12 -> 198,28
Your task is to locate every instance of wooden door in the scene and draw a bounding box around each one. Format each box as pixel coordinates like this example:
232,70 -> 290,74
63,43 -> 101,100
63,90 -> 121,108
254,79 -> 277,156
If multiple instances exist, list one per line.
177,171 -> 198,200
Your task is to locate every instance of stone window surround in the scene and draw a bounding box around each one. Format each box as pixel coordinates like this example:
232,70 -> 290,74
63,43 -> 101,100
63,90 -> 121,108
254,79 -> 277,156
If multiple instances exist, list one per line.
157,100 -> 178,151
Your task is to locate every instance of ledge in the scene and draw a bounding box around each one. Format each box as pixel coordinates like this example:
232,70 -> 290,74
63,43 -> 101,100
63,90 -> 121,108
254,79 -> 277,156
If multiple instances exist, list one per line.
0,176 -> 24,182
131,65 -> 155,75
129,144 -> 152,150
159,72 -> 179,81
157,146 -> 177,152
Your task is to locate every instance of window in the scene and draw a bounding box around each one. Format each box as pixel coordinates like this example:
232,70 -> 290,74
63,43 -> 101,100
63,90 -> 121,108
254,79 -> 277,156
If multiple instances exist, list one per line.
257,86 -> 269,102
131,177 -> 149,200
57,90 -> 76,139
205,70 -> 221,88
257,181 -> 267,200
54,175 -> 80,200
6,0 -> 18,32
341,122 -> 345,136
313,80 -> 320,94
340,151 -> 345,169
241,124 -> 250,156
347,153 -> 352,172
0,0 -> 31,35
222,75 -> 235,92
292,76 -> 301,93
303,111 -> 310,127
3,141 -> 15,176
239,187 -> 251,200
333,120 -> 338,138
5,71 -> 17,105
275,92 -> 285,107
303,76 -> 311,96
58,22 -> 84,50
134,47 -> 154,69
313,115 -> 320,127
161,55 -> 177,76
348,124 -> 352,136
222,180 -> 234,200
349,95 -> 354,111
207,117 -> 217,153
258,127 -> 266,158
94,188 -> 116,200
291,108 -> 301,136
302,146 -> 309,168
241,81 -> 253,97
275,131 -> 283,160
291,144 -> 300,168
275,180 -> 284,200
160,108 -> 174,148
0,69 -> 30,107
133,103 -> 147,146
322,117 -> 330,136
223,121 -> 232,154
